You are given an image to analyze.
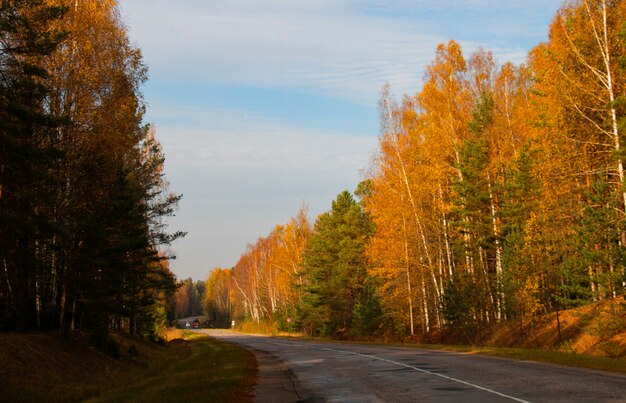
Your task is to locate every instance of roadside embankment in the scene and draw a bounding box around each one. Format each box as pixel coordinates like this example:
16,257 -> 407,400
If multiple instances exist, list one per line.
0,330 -> 256,402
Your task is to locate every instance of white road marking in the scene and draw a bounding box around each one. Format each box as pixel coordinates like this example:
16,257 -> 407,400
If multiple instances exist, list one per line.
321,347 -> 531,403
265,340 -> 531,402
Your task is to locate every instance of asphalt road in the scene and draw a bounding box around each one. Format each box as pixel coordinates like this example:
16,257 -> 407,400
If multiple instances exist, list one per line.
202,329 -> 626,403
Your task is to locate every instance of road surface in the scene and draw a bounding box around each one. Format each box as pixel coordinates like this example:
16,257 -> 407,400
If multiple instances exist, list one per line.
201,329 -> 626,402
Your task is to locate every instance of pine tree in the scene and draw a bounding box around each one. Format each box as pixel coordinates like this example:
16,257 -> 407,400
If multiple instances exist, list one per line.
568,177 -> 625,302
0,0 -> 182,338
500,144 -> 543,322
299,190 -> 375,337
448,92 -> 502,324
0,0 -> 67,331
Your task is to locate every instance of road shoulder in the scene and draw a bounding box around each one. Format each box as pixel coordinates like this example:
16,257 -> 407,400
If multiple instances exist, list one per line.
252,348 -> 316,403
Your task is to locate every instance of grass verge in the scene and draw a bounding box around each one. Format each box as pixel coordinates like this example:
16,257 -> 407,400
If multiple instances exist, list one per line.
418,344 -> 626,374
88,331 -> 256,402
0,331 -> 256,403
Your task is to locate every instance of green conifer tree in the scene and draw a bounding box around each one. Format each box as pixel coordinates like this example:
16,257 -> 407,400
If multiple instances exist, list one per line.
0,0 -> 67,331
447,92 -> 501,325
299,190 -> 375,337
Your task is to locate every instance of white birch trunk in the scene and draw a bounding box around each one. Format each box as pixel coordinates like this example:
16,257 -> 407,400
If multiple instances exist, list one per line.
421,272 -> 430,333
385,100 -> 438,330
487,172 -> 504,320
401,213 -> 415,336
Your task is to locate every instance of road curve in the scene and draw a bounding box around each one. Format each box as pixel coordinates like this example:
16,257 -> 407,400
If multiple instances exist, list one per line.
201,329 -> 626,403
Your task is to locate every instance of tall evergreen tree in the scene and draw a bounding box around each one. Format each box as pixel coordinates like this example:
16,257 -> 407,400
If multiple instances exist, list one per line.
0,0 -> 67,331
0,1 -> 182,339
299,190 -> 375,337
500,144 -> 543,322
568,177 -> 625,302
447,92 -> 502,325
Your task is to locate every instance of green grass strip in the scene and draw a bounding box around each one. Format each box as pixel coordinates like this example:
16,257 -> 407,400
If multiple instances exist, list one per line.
89,332 -> 255,403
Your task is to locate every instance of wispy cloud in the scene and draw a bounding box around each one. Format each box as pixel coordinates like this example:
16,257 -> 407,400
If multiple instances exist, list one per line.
121,0 -> 560,104
155,106 -> 376,174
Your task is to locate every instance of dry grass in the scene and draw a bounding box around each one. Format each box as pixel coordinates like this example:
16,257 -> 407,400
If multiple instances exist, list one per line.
0,330 -> 256,403
238,320 -> 281,335
471,297 -> 626,358
0,332 -> 126,402
162,328 -> 184,341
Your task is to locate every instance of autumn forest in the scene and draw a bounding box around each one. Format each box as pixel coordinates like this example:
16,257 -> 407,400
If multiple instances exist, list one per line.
205,0 -> 626,339
2,0 -> 626,347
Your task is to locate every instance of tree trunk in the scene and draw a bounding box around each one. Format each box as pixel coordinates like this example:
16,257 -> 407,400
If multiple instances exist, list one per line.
401,213 -> 415,336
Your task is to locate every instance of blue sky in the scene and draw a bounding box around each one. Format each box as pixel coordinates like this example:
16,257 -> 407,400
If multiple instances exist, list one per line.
119,0 -> 563,281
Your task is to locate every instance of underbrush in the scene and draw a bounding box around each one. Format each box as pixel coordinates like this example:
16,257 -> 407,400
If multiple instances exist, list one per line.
238,320 -> 280,335
236,320 -> 304,337
445,297 -> 626,358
